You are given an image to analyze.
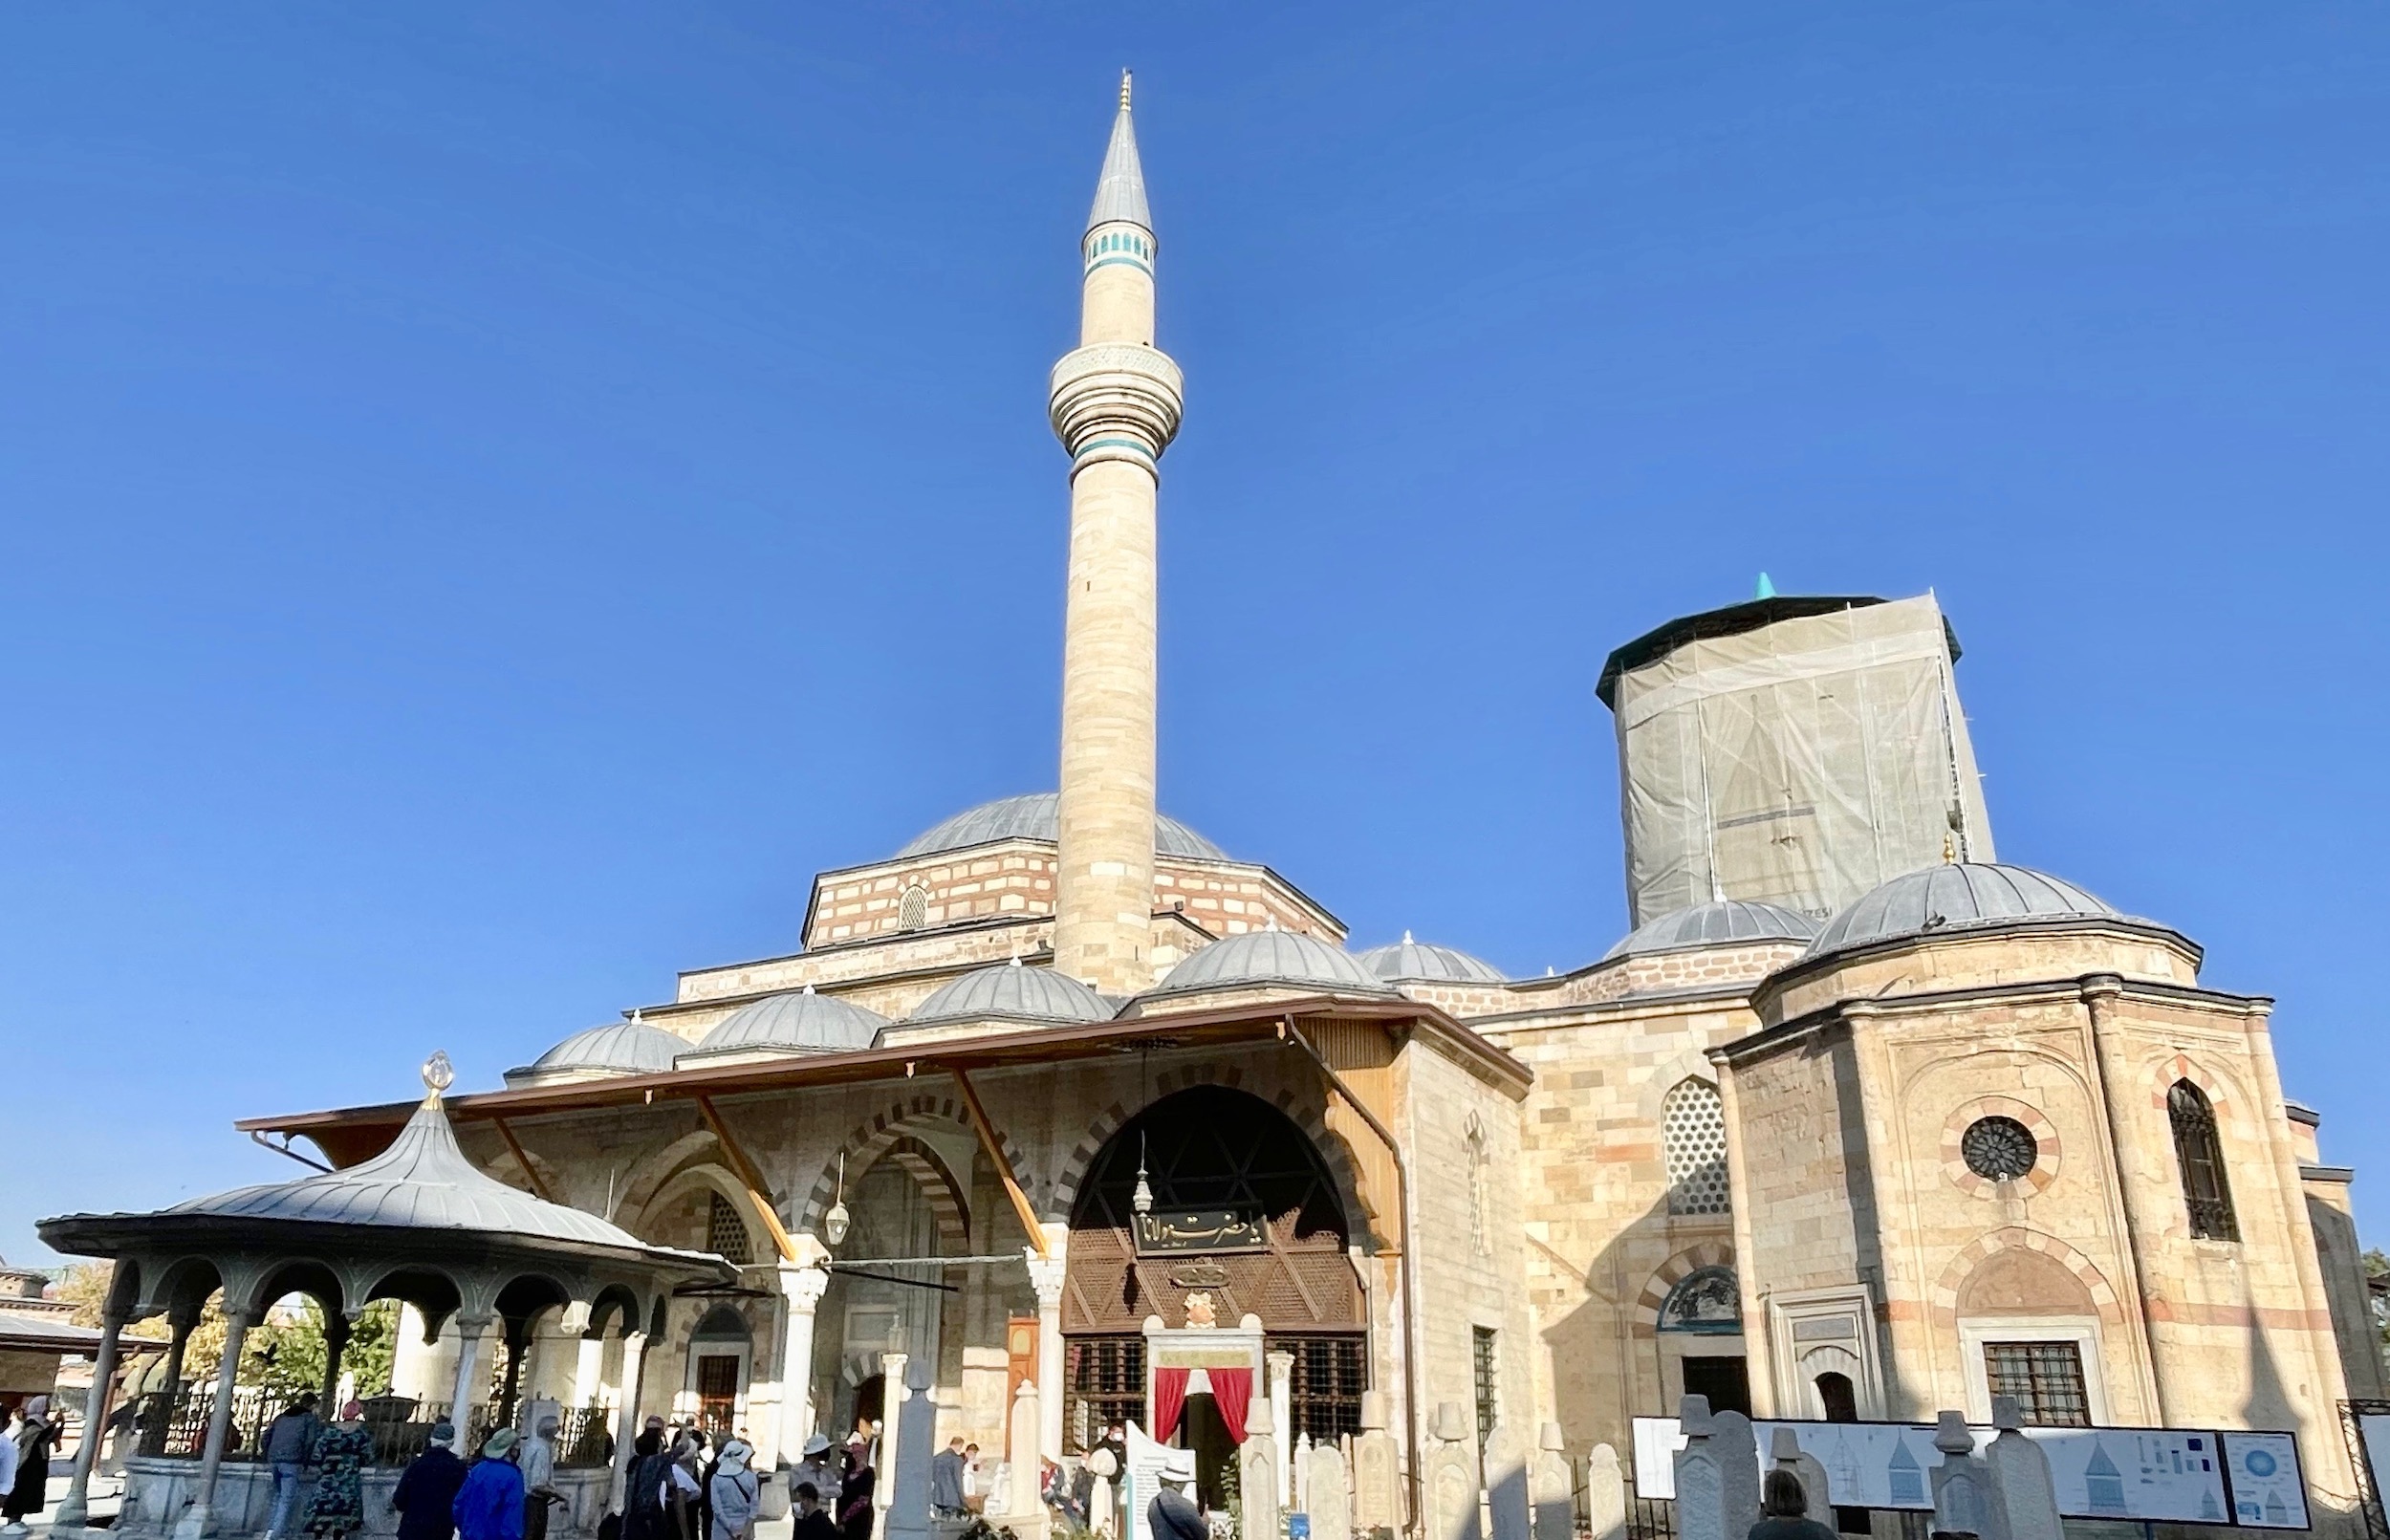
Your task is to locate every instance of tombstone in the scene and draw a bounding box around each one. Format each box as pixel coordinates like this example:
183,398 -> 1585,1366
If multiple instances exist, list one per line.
1485,1423 -> 1531,1540
1769,1426 -> 1835,1527
1089,1445 -> 1119,1539
1530,1423 -> 1573,1540
1242,1395 -> 1283,1540
1928,1413 -> 2000,1540
1711,1410 -> 1760,1540
1672,1397 -> 1726,1540
883,1357 -> 939,1540
1427,1406 -> 1484,1540
1584,1443 -> 1627,1540
1982,1399 -> 2059,1540
1352,1390 -> 1400,1536
1308,1439 -> 1354,1540
1295,1431 -> 1315,1514
1007,1380 -> 1047,1540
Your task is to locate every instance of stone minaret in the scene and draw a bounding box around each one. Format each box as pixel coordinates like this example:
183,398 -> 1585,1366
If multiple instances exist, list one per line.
1049,73 -> 1183,992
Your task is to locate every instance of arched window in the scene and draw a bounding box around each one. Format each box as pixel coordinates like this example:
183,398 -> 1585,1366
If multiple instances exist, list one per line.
1662,1079 -> 1730,1215
1814,1371 -> 1858,1422
1658,1266 -> 1741,1334
706,1190 -> 754,1265
2168,1080 -> 2238,1241
897,883 -> 929,932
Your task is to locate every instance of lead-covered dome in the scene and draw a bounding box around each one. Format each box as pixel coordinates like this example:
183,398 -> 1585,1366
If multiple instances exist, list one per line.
907,959 -> 1117,1028
1356,932 -> 1507,984
505,1020 -> 685,1088
1604,900 -> 1819,961
685,987 -> 885,1060
1147,928 -> 1393,998
897,792 -> 1228,861
1806,863 -> 2116,960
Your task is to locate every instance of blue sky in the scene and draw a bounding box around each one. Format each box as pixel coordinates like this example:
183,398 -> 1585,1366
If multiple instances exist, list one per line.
4,4 -> 2387,1264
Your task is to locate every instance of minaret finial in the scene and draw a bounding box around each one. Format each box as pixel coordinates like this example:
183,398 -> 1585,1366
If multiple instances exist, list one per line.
1120,70 -> 1132,111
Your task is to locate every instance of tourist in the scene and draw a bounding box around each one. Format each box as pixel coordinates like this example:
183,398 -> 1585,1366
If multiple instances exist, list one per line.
0,1406 -> 17,1525
960,1442 -> 982,1514
791,1483 -> 836,1540
306,1400 -> 374,1540
455,1429 -> 527,1540
930,1436 -> 967,1519
834,1448 -> 874,1540
663,1435 -> 704,1540
1147,1488 -> 1206,1540
261,1391 -> 325,1540
620,1421 -> 674,1540
706,1439 -> 760,1540
789,1432 -> 838,1512
519,1415 -> 565,1540
0,1399 -> 54,1532
392,1421 -> 469,1540
1749,1471 -> 1836,1540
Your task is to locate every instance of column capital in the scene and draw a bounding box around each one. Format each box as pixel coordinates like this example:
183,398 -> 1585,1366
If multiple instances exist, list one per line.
1026,1249 -> 1068,1305
778,1264 -> 832,1312
454,1313 -> 496,1336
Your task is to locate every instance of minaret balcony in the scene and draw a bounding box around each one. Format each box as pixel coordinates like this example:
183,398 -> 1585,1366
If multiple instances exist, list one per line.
1049,343 -> 1184,467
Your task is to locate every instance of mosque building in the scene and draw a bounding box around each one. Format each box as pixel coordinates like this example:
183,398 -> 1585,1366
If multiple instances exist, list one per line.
227,78 -> 2382,1530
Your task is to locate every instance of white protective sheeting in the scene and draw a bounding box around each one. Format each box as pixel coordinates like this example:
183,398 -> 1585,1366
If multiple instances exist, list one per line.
1613,595 -> 1994,925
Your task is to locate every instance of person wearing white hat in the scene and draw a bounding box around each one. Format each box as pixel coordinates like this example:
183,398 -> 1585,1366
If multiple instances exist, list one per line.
790,1433 -> 838,1516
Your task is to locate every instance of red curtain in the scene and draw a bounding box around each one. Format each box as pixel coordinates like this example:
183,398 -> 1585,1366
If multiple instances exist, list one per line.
1151,1367 -> 1190,1442
1208,1368 -> 1253,1444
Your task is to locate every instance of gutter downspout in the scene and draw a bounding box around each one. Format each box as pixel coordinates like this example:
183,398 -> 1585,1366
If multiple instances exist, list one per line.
1281,1016 -> 1421,1536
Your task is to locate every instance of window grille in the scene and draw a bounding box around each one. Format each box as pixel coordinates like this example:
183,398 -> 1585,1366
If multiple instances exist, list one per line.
1064,1336 -> 1145,1452
1472,1326 -> 1499,1448
1982,1341 -> 2091,1427
2167,1080 -> 2238,1241
1271,1334 -> 1367,1442
706,1191 -> 754,1265
897,884 -> 929,932
1662,1079 -> 1731,1215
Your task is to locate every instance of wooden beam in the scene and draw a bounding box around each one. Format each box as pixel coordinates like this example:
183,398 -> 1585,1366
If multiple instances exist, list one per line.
950,1068 -> 1050,1257
489,1117 -> 556,1204
693,1095 -> 799,1264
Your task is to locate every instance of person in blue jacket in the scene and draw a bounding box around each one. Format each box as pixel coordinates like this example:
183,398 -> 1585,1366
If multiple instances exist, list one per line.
454,1429 -> 527,1540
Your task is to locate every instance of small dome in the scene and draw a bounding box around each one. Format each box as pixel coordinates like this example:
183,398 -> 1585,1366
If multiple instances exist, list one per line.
1806,863 -> 2117,959
897,792 -> 1228,861
1356,932 -> 1507,984
1604,900 -> 1819,961
908,960 -> 1117,1028
1147,928 -> 1393,998
506,1020 -> 685,1087
688,987 -> 885,1059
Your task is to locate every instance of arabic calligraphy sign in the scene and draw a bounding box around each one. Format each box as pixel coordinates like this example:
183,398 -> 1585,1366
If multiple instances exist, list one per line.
1132,1207 -> 1268,1255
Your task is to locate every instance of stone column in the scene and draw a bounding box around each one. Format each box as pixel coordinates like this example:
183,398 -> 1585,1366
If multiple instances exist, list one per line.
450,1315 -> 493,1434
172,1305 -> 257,1540
1007,1380 -> 1047,1540
874,1352 -> 908,1540
161,1304 -> 200,1398
773,1264 -> 831,1464
52,1307 -> 129,1529
1027,1241 -> 1067,1460
573,1335 -> 607,1409
1267,1349 -> 1295,1508
320,1311 -> 353,1411
608,1333 -> 650,1514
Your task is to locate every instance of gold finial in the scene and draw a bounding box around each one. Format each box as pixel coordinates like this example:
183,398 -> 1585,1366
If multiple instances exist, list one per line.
1942,833 -> 1957,864
422,1050 -> 456,1106
1119,70 -> 1132,111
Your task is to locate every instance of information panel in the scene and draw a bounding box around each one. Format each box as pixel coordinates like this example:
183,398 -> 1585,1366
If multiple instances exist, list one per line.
1631,1417 -> 2262,1527
2221,1432 -> 2309,1529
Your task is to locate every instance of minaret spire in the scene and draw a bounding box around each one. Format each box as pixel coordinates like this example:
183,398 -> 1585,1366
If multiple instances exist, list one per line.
1049,76 -> 1184,992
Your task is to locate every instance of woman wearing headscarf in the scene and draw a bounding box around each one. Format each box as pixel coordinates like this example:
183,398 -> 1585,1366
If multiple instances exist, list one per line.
834,1447 -> 874,1540
2,1398 -> 56,1527
706,1441 -> 760,1540
453,1429 -> 526,1540
305,1400 -> 375,1540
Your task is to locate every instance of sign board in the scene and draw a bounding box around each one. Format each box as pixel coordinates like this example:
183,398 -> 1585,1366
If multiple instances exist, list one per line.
1133,1208 -> 1269,1254
1630,1417 -> 2281,1528
2221,1432 -> 2309,1529
1120,1420 -> 1198,1540
2358,1417 -> 2390,1533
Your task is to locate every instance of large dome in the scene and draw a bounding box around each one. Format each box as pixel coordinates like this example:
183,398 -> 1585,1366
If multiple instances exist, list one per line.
1604,900 -> 1819,961
907,959 -> 1117,1028
1806,863 -> 2117,960
1355,932 -> 1506,984
687,987 -> 885,1059
505,1020 -> 685,1088
897,792 -> 1228,861
1147,928 -> 1393,998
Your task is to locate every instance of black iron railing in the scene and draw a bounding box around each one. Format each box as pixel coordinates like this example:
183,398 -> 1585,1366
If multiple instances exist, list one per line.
124,1393 -> 615,1470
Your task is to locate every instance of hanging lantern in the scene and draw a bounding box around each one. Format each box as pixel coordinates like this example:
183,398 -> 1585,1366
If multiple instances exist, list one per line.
1132,1133 -> 1154,1215
823,1153 -> 852,1247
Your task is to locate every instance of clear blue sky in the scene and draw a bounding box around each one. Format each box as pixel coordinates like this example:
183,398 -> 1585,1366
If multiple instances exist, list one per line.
5,4 -> 2386,1265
